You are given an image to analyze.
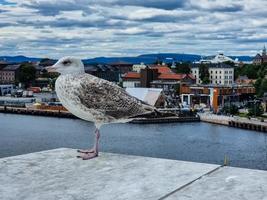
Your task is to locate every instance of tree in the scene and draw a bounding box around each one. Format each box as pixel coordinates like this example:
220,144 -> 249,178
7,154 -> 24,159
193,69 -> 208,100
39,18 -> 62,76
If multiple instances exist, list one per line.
41,69 -> 59,79
259,78 -> 267,97
174,62 -> 191,74
254,78 -> 262,97
235,64 -> 263,80
254,78 -> 267,97
199,64 -> 210,84
222,104 -> 239,115
18,63 -> 36,88
248,104 -> 264,117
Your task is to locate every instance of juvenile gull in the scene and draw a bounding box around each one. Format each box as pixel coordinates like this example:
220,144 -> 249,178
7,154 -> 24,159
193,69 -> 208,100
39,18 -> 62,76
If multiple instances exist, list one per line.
46,57 -> 162,160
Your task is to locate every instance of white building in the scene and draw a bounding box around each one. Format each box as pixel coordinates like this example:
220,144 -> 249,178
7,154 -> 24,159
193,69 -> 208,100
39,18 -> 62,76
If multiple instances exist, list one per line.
191,63 -> 234,85
132,63 -> 147,73
196,53 -> 238,64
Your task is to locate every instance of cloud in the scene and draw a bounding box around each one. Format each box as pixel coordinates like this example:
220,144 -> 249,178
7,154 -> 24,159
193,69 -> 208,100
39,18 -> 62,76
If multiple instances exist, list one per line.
113,0 -> 185,10
0,0 -> 266,58
188,0 -> 244,12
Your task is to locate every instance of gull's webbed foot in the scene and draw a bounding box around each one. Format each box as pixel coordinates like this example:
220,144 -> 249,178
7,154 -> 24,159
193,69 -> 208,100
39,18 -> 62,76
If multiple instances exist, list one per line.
77,148 -> 95,154
77,152 -> 98,160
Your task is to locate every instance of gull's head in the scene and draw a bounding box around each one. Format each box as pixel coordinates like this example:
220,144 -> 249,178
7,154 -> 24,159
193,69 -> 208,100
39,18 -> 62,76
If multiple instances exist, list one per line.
46,56 -> 84,75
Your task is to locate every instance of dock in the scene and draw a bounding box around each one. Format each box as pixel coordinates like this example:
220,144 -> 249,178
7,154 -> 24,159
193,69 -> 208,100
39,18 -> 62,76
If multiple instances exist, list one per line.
1,148 -> 266,200
0,106 -> 76,118
0,106 -> 200,123
130,116 -> 200,124
199,113 -> 267,132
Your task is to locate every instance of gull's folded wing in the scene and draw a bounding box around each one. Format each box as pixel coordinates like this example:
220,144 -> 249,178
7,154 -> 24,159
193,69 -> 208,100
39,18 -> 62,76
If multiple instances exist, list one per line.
77,75 -> 154,119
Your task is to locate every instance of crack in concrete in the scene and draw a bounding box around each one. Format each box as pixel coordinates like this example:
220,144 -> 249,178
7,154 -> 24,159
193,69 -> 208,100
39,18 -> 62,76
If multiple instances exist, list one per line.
158,165 -> 224,200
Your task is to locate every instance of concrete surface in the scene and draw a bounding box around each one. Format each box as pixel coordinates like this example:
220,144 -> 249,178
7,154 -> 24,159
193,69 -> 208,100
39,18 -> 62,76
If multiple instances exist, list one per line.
166,167 -> 267,200
0,148 -> 219,200
0,148 -> 266,200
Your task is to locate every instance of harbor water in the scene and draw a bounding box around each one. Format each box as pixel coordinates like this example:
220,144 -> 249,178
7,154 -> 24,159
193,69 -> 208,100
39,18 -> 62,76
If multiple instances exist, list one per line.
0,113 -> 266,170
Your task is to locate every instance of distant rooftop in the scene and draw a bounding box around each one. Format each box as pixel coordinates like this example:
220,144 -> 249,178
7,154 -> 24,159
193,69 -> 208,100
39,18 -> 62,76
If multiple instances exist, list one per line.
195,53 -> 238,64
191,63 -> 233,68
2,64 -> 20,71
123,72 -> 140,79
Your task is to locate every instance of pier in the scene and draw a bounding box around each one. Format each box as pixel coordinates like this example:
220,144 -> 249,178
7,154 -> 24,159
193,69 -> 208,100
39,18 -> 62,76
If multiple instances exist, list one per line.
0,106 -> 76,118
199,113 -> 267,133
0,106 -> 200,123
130,116 -> 200,124
1,148 -> 266,200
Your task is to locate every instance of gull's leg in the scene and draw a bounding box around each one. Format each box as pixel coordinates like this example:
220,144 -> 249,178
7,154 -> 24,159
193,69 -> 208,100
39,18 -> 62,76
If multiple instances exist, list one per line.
77,128 -> 100,160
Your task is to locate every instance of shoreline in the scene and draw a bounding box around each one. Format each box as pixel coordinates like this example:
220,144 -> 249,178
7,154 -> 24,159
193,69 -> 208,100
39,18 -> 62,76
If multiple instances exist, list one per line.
199,113 -> 267,133
0,106 -> 200,123
0,106 -> 266,132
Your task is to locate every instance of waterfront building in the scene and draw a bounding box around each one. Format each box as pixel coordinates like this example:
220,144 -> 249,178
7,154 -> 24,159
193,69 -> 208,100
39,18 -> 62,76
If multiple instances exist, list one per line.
122,65 -> 195,107
0,64 -> 20,84
191,63 -> 234,85
122,72 -> 141,87
123,65 -> 195,88
253,45 -> 267,65
180,83 -> 256,112
235,75 -> 256,85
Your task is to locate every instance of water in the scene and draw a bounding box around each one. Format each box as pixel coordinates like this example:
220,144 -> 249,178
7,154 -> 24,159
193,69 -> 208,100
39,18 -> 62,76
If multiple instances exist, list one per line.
0,113 -> 266,170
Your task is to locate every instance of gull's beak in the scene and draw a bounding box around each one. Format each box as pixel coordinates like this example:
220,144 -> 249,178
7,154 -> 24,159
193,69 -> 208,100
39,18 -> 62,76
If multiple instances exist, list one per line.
45,64 -> 57,73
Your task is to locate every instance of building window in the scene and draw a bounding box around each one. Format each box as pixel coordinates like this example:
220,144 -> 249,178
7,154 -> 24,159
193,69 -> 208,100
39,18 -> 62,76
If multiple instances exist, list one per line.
215,76 -> 217,79
225,76 -> 228,79
211,75 -> 213,79
211,71 -> 213,74
225,71 -> 228,74
219,76 -> 221,79
219,71 -> 221,74
215,71 -> 217,74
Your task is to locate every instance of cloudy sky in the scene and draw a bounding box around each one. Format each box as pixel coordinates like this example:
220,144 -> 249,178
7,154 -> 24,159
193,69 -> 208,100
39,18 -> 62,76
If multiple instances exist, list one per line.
0,0 -> 266,58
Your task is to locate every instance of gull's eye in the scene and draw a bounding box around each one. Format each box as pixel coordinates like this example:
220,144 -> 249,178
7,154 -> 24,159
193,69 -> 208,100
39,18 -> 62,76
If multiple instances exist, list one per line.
62,60 -> 71,65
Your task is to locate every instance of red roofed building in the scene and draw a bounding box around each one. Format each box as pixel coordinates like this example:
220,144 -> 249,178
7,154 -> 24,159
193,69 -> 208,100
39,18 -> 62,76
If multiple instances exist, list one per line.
150,65 -> 172,74
122,65 -> 196,107
122,72 -> 141,87
157,73 -> 195,82
122,65 -> 195,87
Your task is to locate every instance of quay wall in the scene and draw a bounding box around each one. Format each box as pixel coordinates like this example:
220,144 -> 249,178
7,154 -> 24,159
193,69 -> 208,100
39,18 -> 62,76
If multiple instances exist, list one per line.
199,113 -> 267,133
0,106 -> 200,123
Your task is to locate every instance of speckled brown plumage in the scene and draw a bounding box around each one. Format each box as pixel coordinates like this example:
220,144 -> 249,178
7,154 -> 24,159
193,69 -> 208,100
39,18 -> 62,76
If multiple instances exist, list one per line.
56,73 -> 155,125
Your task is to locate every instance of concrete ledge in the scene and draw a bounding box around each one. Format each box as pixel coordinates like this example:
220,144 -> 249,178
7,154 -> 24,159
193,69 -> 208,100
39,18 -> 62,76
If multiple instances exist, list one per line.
166,167 -> 267,200
0,148 -> 266,200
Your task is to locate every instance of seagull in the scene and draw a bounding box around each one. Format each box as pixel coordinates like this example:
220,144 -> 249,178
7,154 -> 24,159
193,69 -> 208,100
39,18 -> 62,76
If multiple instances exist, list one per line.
46,56 -> 164,160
